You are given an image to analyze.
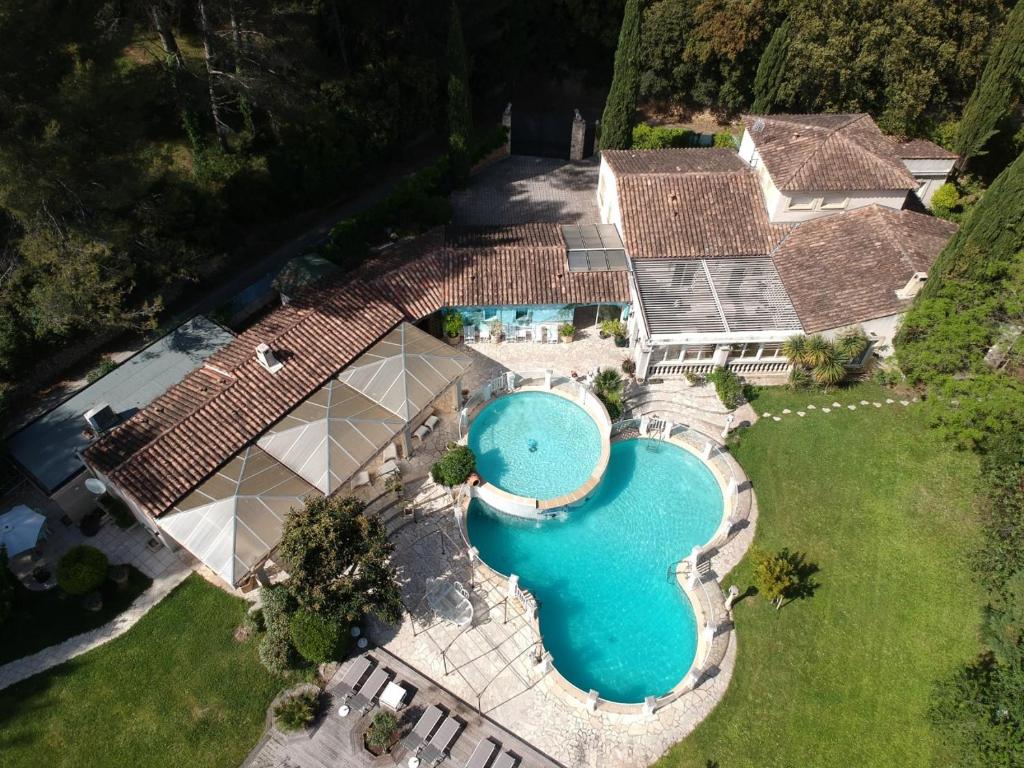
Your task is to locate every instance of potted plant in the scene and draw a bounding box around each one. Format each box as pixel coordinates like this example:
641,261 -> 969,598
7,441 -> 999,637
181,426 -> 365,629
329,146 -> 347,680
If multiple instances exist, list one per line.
488,319 -> 503,343
363,710 -> 399,757
442,312 -> 463,346
559,323 -> 575,343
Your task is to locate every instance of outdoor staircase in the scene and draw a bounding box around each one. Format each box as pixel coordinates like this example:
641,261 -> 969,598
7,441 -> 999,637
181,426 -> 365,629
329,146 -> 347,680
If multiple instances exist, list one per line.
624,380 -> 733,435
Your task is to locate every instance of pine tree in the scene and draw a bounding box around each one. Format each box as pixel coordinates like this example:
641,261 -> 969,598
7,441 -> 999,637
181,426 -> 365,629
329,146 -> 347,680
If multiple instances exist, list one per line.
954,2 -> 1024,166
447,0 -> 473,187
600,0 -> 642,150
751,19 -> 791,114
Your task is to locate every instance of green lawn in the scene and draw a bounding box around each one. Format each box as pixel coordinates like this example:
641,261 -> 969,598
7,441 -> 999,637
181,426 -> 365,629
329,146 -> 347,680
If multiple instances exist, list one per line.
658,384 -> 985,768
0,574 -> 284,768
0,566 -> 151,665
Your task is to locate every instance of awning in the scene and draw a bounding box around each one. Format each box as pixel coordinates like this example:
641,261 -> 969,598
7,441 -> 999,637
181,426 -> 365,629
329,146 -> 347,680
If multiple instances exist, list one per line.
0,505 -> 46,557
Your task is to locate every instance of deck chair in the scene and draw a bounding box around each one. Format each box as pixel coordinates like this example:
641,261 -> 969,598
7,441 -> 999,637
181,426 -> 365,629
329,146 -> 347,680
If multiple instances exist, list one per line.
401,704 -> 445,754
383,443 -> 399,462
463,738 -> 498,768
413,424 -> 431,441
463,326 -> 477,343
349,666 -> 389,714
418,716 -> 461,766
332,656 -> 373,705
424,413 -> 440,431
491,752 -> 517,768
350,470 -> 370,490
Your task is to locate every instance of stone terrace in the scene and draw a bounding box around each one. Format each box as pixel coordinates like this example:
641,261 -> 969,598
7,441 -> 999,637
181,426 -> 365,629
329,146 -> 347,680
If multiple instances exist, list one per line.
452,156 -> 600,226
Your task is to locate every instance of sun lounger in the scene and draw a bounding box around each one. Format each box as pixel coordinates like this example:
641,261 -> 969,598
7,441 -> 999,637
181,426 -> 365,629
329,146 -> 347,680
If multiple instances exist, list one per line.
491,752 -> 517,768
378,459 -> 400,479
424,414 -> 440,431
349,666 -> 389,714
383,443 -> 399,462
350,470 -> 370,490
332,656 -> 373,704
413,424 -> 431,441
463,738 -> 498,768
400,704 -> 445,753
418,715 -> 461,766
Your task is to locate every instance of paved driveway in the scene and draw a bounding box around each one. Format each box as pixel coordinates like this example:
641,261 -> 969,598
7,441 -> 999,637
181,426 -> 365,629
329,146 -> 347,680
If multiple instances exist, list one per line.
452,156 -> 600,226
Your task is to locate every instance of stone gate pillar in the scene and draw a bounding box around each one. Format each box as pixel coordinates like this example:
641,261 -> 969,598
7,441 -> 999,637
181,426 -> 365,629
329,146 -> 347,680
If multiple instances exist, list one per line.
569,108 -> 586,160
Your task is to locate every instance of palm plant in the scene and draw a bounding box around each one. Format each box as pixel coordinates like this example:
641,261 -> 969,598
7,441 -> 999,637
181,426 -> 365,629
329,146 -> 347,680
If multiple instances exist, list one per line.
811,347 -> 847,388
592,368 -> 625,419
834,328 -> 870,363
803,334 -> 833,367
788,365 -> 812,390
781,334 -> 808,366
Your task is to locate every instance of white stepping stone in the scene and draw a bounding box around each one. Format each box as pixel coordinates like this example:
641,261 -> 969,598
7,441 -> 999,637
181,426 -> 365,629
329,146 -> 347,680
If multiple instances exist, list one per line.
885,398 -> 894,404
807,404 -> 816,410
912,397 -> 919,402
762,412 -> 771,417
832,402 -> 841,407
773,416 -> 781,422
797,411 -> 805,417
848,404 -> 857,410
873,402 -> 882,408
782,409 -> 791,414
900,400 -> 910,406
860,400 -> 869,405
822,407 -> 831,413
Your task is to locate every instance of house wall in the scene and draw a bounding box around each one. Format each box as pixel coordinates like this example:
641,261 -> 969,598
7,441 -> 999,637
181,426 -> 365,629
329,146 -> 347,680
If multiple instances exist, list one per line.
821,314 -> 903,356
901,158 -> 956,208
597,157 -> 622,228
739,129 -> 910,222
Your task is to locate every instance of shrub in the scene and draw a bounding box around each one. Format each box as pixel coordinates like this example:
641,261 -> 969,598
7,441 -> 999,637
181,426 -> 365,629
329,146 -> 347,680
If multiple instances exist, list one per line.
431,445 -> 476,487
707,367 -> 744,409
558,323 -> 575,338
384,474 -> 403,497
260,584 -> 295,635
787,366 -> 812,390
599,319 -> 626,339
56,546 -> 108,596
259,630 -> 298,675
442,311 -> 463,339
713,131 -> 738,148
632,124 -> 694,149
289,610 -> 348,664
86,358 -> 118,383
244,607 -> 265,635
930,182 -> 959,219
752,548 -> 798,609
593,368 -> 625,419
621,357 -> 636,375
274,690 -> 319,732
100,494 -> 135,529
366,710 -> 399,751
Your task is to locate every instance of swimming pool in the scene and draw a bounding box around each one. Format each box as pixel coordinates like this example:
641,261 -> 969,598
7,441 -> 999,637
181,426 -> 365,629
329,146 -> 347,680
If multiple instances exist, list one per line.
467,438 -> 724,703
468,391 -> 602,501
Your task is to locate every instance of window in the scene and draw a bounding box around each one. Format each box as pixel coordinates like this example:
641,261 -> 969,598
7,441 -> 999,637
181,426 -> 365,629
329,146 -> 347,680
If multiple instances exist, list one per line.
682,345 -> 715,361
656,345 -> 684,363
732,343 -> 759,359
820,195 -> 848,210
514,308 -> 533,324
760,343 -> 783,358
597,304 -> 621,324
787,195 -> 815,211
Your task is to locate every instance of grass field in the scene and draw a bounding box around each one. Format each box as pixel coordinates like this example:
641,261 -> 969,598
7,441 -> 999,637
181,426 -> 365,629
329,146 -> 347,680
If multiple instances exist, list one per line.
657,384 -> 985,768
0,574 -> 283,768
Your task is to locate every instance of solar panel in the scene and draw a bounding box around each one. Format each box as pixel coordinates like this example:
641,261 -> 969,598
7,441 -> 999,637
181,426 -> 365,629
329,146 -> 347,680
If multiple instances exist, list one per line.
606,250 -> 628,269
567,251 -> 589,272
588,250 -> 609,271
561,224 -> 629,273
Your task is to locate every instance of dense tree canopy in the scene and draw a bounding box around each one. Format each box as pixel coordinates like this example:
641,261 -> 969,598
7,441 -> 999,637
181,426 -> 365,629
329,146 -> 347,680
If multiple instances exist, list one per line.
600,0 -> 643,149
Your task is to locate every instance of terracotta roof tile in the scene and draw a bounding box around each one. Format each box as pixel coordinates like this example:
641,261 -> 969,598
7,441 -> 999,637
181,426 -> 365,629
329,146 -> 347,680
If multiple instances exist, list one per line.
603,148 -> 746,176
742,113 -> 918,192
771,206 -> 957,332
893,138 -> 959,160
616,171 -> 791,259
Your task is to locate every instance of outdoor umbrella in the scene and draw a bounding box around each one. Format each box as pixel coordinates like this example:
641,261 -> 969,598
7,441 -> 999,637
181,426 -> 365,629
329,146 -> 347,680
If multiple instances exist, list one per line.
0,504 -> 46,557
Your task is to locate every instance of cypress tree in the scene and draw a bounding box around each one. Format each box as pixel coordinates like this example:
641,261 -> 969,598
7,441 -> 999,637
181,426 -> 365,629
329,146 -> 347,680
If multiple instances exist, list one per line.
751,19 -> 791,114
600,0 -> 642,150
447,0 -> 473,187
954,2 -> 1024,166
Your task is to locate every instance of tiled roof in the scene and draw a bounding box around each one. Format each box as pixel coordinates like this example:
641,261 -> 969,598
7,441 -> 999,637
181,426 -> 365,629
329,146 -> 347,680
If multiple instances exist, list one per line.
85,224 -> 628,518
616,171 -> 791,259
742,113 -> 918,192
893,138 -> 959,160
770,206 -> 957,332
603,148 -> 746,176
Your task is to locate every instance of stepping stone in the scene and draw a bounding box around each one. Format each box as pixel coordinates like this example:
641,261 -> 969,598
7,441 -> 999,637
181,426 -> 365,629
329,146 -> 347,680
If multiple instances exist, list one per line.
797,411 -> 806,417
885,398 -> 894,404
822,407 -> 831,413
873,402 -> 882,408
782,409 -> 791,414
762,412 -> 771,417
848,404 -> 856,410
912,397 -> 919,402
900,400 -> 910,406
772,416 -> 781,422
860,400 -> 869,405
807,404 -> 816,409
832,402 -> 841,407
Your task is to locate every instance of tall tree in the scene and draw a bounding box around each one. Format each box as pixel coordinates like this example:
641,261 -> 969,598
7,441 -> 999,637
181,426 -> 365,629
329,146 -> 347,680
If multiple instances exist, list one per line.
752,18 -> 791,113
447,0 -> 472,187
197,0 -> 229,151
149,2 -> 186,71
955,1 -> 1024,167
600,0 -> 642,150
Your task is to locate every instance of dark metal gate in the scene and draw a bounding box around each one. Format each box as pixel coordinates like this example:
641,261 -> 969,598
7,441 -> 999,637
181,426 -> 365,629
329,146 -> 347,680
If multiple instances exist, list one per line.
510,111 -> 573,159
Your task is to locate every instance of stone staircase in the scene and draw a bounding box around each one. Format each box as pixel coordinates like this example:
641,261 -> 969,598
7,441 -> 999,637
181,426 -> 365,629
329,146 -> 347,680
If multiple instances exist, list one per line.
624,380 -> 733,435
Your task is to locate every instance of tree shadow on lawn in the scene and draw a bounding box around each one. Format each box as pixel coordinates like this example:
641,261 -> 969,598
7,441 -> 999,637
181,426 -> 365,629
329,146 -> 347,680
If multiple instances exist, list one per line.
780,549 -> 821,607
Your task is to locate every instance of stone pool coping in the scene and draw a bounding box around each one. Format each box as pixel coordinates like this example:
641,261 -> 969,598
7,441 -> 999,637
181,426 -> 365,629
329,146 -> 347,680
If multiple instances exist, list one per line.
463,382 -> 612,517
454,423 -> 757,718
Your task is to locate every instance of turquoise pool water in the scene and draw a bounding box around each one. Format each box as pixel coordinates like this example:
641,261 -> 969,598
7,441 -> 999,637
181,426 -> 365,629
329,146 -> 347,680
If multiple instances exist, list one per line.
467,438 -> 723,702
468,391 -> 601,500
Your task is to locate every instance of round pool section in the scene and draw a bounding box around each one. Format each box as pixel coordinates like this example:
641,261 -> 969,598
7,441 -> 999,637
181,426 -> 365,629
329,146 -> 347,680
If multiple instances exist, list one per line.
468,391 -> 602,501
467,438 -> 724,703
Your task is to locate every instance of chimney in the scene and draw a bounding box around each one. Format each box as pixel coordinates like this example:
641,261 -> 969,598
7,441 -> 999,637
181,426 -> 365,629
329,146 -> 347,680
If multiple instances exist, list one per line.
895,271 -> 927,300
83,403 -> 120,433
255,343 -> 284,374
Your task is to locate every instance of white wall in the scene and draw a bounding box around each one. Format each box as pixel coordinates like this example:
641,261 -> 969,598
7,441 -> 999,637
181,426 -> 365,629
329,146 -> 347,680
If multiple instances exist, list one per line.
821,314 -> 903,356
901,158 -> 956,208
597,156 -> 621,229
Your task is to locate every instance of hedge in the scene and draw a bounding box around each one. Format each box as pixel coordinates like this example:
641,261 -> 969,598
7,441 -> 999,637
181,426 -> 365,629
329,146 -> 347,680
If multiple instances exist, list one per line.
56,546 -> 109,596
